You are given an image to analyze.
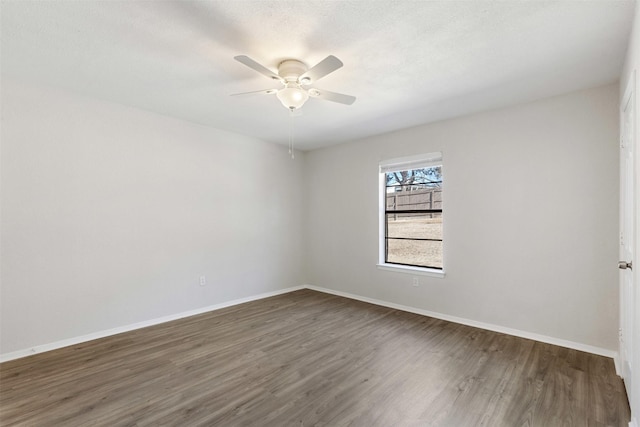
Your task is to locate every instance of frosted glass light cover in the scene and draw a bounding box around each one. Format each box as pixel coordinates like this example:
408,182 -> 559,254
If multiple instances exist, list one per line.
276,84 -> 309,110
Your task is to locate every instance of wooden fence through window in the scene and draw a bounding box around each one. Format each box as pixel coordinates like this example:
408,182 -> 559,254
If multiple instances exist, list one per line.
386,187 -> 442,219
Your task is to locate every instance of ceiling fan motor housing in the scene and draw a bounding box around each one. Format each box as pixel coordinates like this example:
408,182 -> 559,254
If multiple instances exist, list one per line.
278,59 -> 307,82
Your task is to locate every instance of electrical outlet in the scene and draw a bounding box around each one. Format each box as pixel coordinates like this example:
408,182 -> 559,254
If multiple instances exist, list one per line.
412,277 -> 419,287
199,276 -> 206,286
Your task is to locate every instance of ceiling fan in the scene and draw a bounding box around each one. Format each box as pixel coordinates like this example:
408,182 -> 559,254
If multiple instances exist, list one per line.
231,55 -> 356,111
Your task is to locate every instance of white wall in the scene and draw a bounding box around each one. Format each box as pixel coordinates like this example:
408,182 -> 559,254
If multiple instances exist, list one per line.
0,77 -> 622,363
305,83 -> 620,352
620,2 -> 640,424
0,79 -> 304,356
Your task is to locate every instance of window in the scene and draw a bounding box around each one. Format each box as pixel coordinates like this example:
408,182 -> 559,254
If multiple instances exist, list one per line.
379,153 -> 443,272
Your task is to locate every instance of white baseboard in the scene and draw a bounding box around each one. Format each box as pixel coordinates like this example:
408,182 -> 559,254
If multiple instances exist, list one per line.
304,284 -> 618,361
1,284 -> 619,365
0,286 -> 304,363
614,354 -> 622,377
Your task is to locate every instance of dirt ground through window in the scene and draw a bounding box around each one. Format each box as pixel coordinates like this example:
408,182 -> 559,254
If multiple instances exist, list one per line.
387,218 -> 442,268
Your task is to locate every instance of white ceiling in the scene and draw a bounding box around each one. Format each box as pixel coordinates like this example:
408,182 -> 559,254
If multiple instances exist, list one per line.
1,1 -> 635,151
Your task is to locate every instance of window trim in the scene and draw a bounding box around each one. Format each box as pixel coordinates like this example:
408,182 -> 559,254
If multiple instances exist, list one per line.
378,153 -> 445,277
376,262 -> 445,278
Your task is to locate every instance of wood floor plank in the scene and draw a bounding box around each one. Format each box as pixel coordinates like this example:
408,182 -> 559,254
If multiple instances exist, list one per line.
0,289 -> 630,426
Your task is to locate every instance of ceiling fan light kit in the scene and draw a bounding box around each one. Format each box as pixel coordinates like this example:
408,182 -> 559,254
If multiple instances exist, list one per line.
277,82 -> 309,110
232,55 -> 356,111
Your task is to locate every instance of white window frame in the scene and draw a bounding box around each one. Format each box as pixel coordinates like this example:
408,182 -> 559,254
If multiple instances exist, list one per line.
377,152 -> 445,278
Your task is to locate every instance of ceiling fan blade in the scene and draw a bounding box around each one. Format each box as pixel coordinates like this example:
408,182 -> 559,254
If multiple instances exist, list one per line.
234,55 -> 281,81
230,89 -> 278,96
309,88 -> 356,105
300,55 -> 343,83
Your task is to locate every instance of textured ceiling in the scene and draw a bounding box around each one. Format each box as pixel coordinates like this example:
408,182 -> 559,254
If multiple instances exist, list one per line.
1,1 -> 635,150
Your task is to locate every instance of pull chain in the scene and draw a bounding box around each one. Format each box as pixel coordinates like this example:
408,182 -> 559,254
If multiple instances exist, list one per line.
288,108 -> 295,159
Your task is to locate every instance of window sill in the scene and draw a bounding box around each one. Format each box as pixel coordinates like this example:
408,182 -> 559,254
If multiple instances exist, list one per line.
377,263 -> 445,278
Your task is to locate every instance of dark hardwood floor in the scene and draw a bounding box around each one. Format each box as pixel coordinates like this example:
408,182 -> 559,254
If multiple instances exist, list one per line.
0,289 -> 630,426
